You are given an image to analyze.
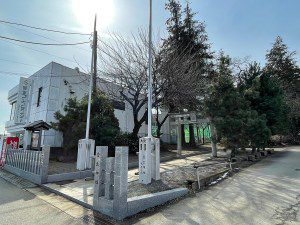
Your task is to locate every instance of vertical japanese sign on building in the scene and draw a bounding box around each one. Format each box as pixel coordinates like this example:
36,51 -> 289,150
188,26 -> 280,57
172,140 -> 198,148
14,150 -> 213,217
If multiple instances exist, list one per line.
0,135 -> 4,166
14,77 -> 30,124
0,135 -> 4,153
0,137 -> 19,167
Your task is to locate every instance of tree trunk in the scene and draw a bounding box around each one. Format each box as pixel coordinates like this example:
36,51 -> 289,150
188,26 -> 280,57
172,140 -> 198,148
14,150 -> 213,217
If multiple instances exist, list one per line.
155,113 -> 169,139
231,147 -> 237,158
132,112 -> 142,138
156,126 -> 162,139
181,124 -> 187,146
132,124 -> 142,138
251,146 -> 257,154
132,109 -> 147,138
210,122 -> 218,157
196,125 -> 200,144
189,124 -> 196,147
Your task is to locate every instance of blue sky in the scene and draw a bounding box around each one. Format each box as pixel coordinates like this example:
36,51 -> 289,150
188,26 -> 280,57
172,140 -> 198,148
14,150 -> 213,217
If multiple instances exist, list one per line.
0,0 -> 300,133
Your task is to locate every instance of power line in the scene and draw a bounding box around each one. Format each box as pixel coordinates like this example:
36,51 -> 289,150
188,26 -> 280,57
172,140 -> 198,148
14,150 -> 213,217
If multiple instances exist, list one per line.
2,23 -> 91,53
0,35 -> 90,46
0,70 -> 28,76
0,58 -> 39,67
2,39 -> 82,65
0,70 -> 89,78
0,19 -> 91,36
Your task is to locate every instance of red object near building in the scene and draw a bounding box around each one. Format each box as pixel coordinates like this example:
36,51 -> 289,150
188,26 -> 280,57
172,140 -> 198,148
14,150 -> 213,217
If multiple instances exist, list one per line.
6,137 -> 19,149
0,137 -> 19,167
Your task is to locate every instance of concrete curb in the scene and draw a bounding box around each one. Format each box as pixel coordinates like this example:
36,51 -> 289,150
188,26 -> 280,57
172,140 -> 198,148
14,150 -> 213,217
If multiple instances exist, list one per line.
46,170 -> 93,183
0,169 -> 37,188
126,188 -> 189,218
41,183 -> 93,210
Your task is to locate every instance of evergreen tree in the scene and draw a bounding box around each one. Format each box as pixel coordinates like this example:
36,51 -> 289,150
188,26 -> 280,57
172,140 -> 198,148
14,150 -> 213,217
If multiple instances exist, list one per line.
162,0 -> 214,147
52,92 -> 120,157
164,0 -> 184,52
245,112 -> 271,153
257,73 -> 289,135
238,63 -> 271,152
265,36 -> 300,142
205,55 -> 275,155
182,1 -> 214,76
162,0 -> 213,93
205,53 -> 250,156
240,62 -> 289,136
265,36 -> 299,84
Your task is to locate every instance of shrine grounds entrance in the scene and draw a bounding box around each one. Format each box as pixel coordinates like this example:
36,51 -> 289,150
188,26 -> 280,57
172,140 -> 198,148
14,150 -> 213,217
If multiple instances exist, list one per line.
169,112 -> 211,154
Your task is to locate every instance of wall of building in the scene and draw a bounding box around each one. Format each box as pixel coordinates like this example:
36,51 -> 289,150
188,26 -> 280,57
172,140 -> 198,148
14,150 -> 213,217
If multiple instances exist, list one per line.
6,62 -> 171,149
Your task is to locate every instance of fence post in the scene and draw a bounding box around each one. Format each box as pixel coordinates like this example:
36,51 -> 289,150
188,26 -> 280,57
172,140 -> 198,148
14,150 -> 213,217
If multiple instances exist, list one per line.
93,146 -> 108,208
153,138 -> 160,180
113,146 -> 128,220
139,137 -> 152,184
40,145 -> 50,184
105,158 -> 115,200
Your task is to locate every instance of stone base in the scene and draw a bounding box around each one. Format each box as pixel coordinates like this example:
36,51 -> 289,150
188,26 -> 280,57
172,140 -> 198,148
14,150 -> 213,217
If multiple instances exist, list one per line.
247,155 -> 257,162
138,137 -> 160,184
254,152 -> 261,159
77,139 -> 95,171
260,151 -> 268,157
267,149 -> 275,154
126,188 -> 188,219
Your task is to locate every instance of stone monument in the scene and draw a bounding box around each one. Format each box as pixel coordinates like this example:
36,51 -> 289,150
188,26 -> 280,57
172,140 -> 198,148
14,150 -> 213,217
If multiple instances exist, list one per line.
77,139 -> 95,170
138,137 -> 160,184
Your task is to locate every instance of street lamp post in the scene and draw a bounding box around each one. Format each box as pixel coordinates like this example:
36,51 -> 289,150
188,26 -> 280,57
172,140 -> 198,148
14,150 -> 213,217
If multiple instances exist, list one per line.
147,0 -> 153,139
138,0 -> 160,184
86,15 -> 97,139
77,15 -> 97,171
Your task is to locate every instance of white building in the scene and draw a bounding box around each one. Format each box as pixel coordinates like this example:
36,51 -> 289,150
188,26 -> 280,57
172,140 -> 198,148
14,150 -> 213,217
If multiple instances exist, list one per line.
5,62 -> 171,151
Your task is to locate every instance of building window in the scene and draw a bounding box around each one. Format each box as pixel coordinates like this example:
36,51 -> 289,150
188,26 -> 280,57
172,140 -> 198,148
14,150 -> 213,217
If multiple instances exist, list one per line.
10,101 -> 16,120
37,87 -> 42,107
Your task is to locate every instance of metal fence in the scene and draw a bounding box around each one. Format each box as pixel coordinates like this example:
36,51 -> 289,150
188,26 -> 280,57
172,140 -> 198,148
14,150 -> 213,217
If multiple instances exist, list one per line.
4,146 -> 50,184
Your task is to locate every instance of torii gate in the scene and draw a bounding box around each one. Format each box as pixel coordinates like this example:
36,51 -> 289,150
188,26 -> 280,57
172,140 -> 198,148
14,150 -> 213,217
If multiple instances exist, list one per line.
169,112 -> 210,155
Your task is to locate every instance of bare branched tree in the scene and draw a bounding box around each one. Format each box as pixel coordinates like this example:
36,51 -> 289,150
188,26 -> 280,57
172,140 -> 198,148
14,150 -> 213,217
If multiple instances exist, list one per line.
97,30 -> 155,137
154,46 -> 206,138
231,56 -> 251,83
97,30 -> 204,138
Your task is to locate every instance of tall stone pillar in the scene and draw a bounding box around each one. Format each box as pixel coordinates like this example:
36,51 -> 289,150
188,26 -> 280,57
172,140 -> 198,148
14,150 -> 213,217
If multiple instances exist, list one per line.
177,118 -> 182,155
139,137 -> 160,184
210,122 -> 218,158
77,139 -> 95,170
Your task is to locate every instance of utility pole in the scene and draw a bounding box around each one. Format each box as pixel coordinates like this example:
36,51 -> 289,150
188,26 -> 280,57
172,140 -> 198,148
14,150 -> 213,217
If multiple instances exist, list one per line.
139,0 -> 160,185
147,0 -> 153,138
85,15 -> 97,139
92,15 -> 98,96
77,15 -> 97,171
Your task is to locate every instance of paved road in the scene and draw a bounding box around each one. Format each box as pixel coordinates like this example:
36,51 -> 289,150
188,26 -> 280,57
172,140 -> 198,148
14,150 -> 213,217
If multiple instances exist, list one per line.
131,147 -> 300,225
0,147 -> 299,225
0,177 -> 85,225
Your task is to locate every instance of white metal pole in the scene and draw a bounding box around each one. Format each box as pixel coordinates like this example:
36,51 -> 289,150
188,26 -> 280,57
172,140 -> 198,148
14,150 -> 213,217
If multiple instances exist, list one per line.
147,0 -> 153,138
85,58 -> 93,139
85,15 -> 97,139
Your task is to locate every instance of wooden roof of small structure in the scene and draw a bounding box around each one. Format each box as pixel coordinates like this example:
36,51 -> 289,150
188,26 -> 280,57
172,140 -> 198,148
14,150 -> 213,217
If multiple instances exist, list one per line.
24,120 -> 51,131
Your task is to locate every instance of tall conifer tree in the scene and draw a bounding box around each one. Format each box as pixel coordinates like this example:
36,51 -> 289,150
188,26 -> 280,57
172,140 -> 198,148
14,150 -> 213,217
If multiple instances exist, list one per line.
265,36 -> 300,141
